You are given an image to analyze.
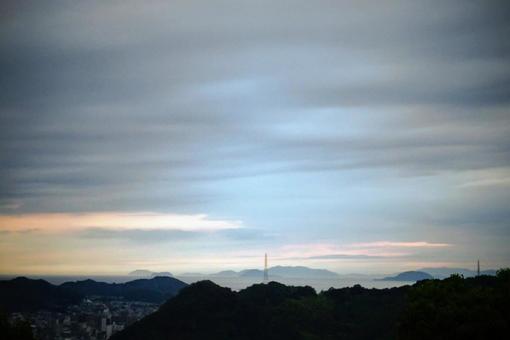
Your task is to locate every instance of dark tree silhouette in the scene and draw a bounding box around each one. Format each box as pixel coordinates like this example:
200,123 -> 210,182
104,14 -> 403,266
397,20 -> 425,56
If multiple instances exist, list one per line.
0,311 -> 34,340
398,269 -> 510,339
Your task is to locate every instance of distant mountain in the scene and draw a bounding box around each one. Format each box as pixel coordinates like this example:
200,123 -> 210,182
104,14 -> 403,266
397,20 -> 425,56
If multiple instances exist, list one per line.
210,270 -> 238,277
178,272 -> 206,277
212,266 -> 338,279
128,270 -> 174,278
378,271 -> 433,282
0,277 -> 82,312
480,269 -> 497,276
128,270 -> 153,277
239,269 -> 264,278
61,276 -> 187,303
151,272 -> 173,277
419,267 -> 497,279
269,266 -> 339,278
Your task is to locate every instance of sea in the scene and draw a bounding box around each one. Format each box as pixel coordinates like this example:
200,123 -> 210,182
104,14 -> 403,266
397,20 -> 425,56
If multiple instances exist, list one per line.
0,274 -> 411,292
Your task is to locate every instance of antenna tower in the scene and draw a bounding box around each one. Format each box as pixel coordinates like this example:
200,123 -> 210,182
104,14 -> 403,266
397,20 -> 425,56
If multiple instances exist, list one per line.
264,253 -> 269,283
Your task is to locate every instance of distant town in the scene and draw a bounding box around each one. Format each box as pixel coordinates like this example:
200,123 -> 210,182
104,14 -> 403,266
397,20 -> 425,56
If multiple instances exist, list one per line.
9,297 -> 158,340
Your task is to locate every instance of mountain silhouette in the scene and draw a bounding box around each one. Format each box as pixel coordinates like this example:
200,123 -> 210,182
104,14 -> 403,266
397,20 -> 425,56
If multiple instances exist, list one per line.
377,271 -> 433,282
0,277 -> 82,312
211,266 -> 338,279
151,272 -> 173,277
0,276 -> 188,312
209,270 -> 238,277
238,269 -> 265,278
112,280 -> 408,340
269,265 -> 338,278
61,276 -> 187,302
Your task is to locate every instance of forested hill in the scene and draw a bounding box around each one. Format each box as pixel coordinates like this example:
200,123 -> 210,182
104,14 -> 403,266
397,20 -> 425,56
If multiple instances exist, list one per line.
0,277 -> 82,312
60,276 -> 187,303
114,269 -> 510,340
113,281 -> 409,339
0,276 -> 188,312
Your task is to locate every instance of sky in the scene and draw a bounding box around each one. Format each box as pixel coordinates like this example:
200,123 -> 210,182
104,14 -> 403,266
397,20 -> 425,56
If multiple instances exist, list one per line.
1,0 -> 509,275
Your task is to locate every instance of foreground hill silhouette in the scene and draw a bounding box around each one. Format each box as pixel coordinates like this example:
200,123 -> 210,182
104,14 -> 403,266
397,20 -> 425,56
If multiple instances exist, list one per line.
61,276 -> 187,303
114,270 -> 510,340
0,276 -> 187,312
113,281 -> 408,339
398,270 -> 510,339
0,277 -> 82,312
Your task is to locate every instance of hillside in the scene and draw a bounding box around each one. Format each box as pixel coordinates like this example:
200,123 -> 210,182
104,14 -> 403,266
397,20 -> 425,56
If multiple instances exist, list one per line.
112,281 -> 408,339
399,271 -> 510,338
0,276 -> 188,313
0,277 -> 82,312
113,270 -> 510,340
60,276 -> 187,302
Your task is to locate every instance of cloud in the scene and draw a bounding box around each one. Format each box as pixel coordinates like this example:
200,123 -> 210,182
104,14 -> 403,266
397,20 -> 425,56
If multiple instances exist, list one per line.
79,227 -> 199,243
1,0 -> 509,214
307,254 -> 385,260
0,1 -> 509,272
0,212 -> 242,233
350,241 -> 451,248
277,241 -> 452,261
459,178 -> 510,188
0,201 -> 22,210
77,226 -> 273,244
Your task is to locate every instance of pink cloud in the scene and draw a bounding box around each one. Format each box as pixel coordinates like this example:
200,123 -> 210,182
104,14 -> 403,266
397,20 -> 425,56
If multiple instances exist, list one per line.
0,212 -> 242,233
350,241 -> 451,248
276,240 -> 451,260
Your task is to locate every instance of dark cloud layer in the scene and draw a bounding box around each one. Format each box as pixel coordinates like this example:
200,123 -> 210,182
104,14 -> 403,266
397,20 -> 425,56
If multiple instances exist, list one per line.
0,1 -> 509,268
1,3 -> 508,207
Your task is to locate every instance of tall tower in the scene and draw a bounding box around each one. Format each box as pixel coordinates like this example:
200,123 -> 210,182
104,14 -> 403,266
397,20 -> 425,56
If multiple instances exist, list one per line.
477,259 -> 480,276
263,253 -> 269,283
